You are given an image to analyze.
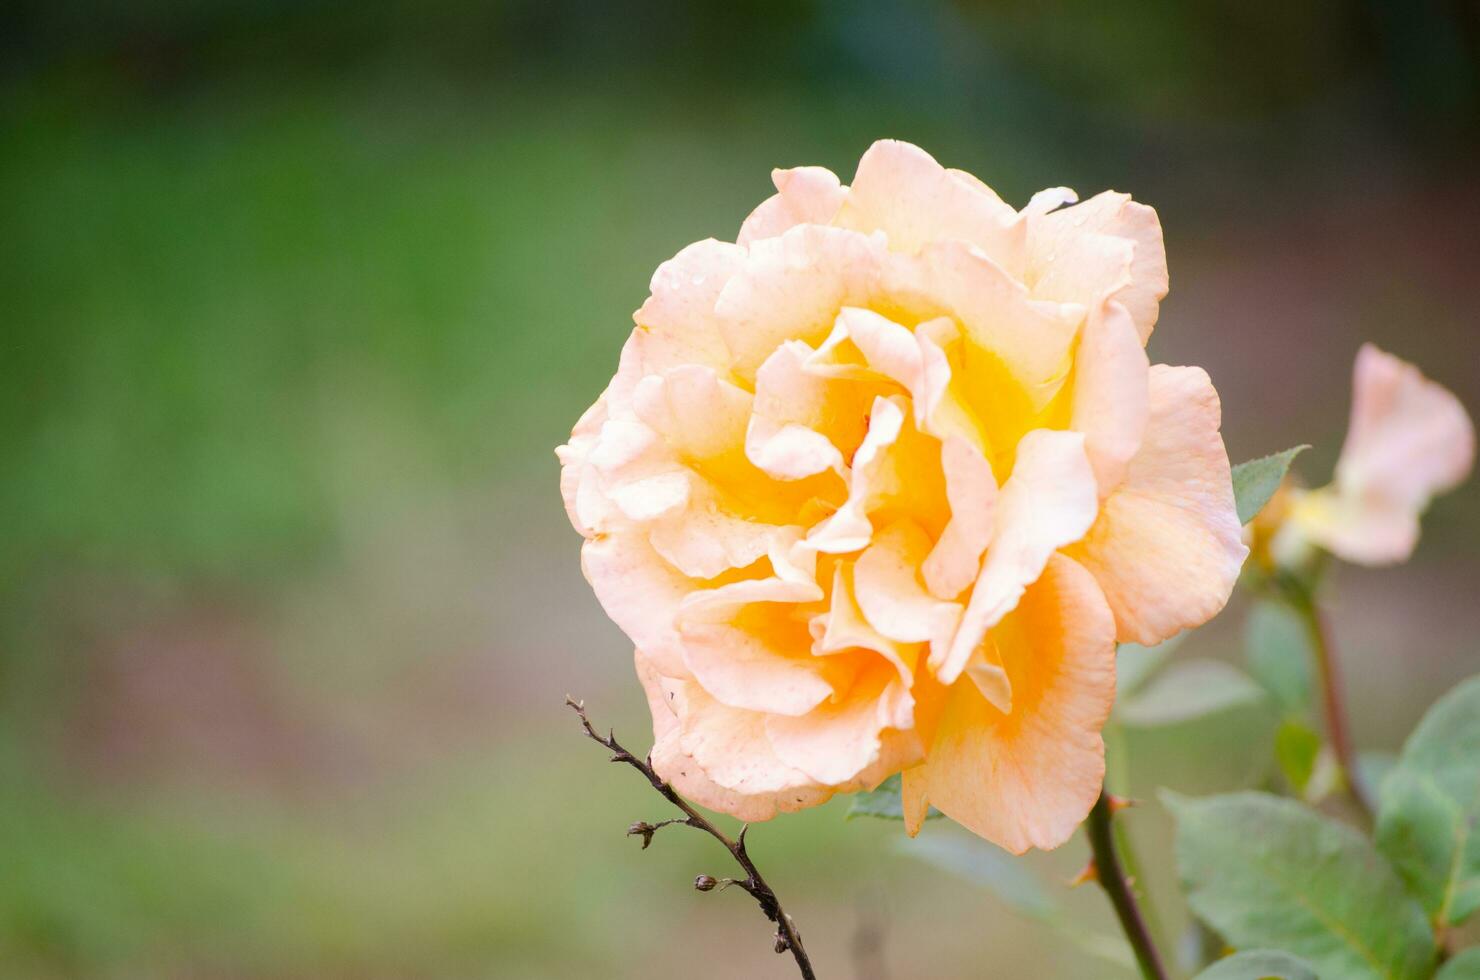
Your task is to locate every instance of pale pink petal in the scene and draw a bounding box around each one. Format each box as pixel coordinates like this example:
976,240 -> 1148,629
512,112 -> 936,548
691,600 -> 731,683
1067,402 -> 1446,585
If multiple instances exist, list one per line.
746,340 -> 869,480
556,396 -> 610,537
1287,488 -> 1420,567
922,435 -> 997,599
716,224 -> 887,382
583,532 -> 693,677
632,365 -> 752,461
636,650 -> 811,822
665,668 -> 836,805
922,553 -> 1116,854
677,527 -> 822,622
764,665 -> 915,785
854,520 -> 963,645
911,317 -> 989,452
1027,190 -> 1168,343
1070,298 -> 1150,496
936,429 -> 1099,684
806,306 -> 923,388
1021,186 -> 1078,219
1333,344 -> 1475,514
1071,365 -> 1247,645
737,166 -> 848,246
679,621 -> 839,717
839,140 -> 1026,275
633,239 -> 746,373
648,499 -> 774,580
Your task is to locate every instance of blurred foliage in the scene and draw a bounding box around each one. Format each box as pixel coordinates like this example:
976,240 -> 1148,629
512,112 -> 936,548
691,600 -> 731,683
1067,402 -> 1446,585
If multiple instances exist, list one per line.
1,1 -> 1477,976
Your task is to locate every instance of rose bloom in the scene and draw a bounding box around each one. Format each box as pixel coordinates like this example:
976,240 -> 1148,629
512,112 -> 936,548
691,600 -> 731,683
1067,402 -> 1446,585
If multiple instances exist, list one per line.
558,141 -> 1245,852
1269,344 -> 1474,568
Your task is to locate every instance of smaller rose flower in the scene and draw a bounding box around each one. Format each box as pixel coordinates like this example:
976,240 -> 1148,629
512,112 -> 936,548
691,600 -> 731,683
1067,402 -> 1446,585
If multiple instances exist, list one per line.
1273,344 -> 1474,567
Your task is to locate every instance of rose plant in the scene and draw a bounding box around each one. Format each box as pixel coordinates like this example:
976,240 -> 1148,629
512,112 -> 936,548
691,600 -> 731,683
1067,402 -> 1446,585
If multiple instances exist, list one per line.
558,141 -> 1477,980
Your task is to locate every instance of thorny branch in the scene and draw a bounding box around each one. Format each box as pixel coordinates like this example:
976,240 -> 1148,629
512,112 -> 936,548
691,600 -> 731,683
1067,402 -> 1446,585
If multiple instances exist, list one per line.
565,696 -> 818,980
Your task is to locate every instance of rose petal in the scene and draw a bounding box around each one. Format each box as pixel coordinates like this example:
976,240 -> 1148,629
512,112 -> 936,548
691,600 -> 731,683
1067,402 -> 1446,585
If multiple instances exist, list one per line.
1027,190 -> 1167,343
922,435 -> 998,599
633,238 -> 747,373
747,340 -> 869,480
936,429 -> 1099,684
897,240 -> 1081,411
839,139 -> 1026,275
1070,298 -> 1150,496
922,553 -> 1116,854
637,650 -> 822,822
716,224 -> 887,382
854,520 -> 963,645
1070,365 -> 1247,645
764,664 -> 916,785
814,561 -> 921,686
738,166 -> 848,246
1334,344 -> 1475,514
583,532 -> 694,677
632,365 -> 752,462
667,668 -> 836,802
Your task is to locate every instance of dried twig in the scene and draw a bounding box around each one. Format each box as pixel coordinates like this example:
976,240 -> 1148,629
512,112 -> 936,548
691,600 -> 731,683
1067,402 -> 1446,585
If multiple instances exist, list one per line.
565,696 -> 818,979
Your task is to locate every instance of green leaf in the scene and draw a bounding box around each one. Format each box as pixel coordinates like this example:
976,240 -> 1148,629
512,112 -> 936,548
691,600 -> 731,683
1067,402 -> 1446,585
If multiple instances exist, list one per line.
1118,634 -> 1185,696
1165,790 -> 1437,980
1232,446 -> 1308,525
1117,659 -> 1267,728
1356,751 -> 1397,804
1244,598 -> 1312,716
846,773 -> 941,822
894,835 -> 1133,968
1376,675 -> 1480,927
1436,949 -> 1480,979
1194,949 -> 1319,980
1274,719 -> 1322,794
898,834 -> 1057,920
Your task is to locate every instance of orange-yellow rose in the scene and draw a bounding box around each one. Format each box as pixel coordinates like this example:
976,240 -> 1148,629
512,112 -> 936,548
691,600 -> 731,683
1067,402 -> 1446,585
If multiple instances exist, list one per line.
558,141 -> 1246,852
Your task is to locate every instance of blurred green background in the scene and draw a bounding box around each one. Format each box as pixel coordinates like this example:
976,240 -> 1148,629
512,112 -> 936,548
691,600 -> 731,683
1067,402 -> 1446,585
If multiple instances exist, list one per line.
2,1 -> 1478,976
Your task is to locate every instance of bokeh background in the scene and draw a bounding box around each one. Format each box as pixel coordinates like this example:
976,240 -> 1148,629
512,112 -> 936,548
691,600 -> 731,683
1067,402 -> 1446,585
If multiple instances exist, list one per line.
3,1 -> 1479,976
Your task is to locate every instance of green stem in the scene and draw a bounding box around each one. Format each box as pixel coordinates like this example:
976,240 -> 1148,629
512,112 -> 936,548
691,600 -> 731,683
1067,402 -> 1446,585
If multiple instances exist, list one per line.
1289,590 -> 1374,822
1085,789 -> 1169,980
1103,721 -> 1167,955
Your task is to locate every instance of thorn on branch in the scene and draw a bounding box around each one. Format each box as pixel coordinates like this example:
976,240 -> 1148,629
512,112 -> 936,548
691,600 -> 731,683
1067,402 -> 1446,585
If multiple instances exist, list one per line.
565,695 -> 818,980
1069,858 -> 1098,888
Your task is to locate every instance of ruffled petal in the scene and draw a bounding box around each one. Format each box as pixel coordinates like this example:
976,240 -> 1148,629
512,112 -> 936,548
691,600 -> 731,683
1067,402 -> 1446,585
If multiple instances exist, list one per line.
839,139 -> 1026,276
936,429 -> 1099,684
1026,190 -> 1168,344
1070,298 -> 1150,496
765,663 -> 918,785
920,553 -> 1116,854
632,238 -> 747,373
854,520 -> 962,645
746,340 -> 868,480
897,240 -> 1081,411
1070,365 -> 1247,645
666,667 -> 837,804
637,650 -> 821,821
583,532 -> 694,677
716,224 -> 887,382
1331,344 -> 1474,517
921,435 -> 997,599
738,166 -> 848,246
632,364 -> 752,462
